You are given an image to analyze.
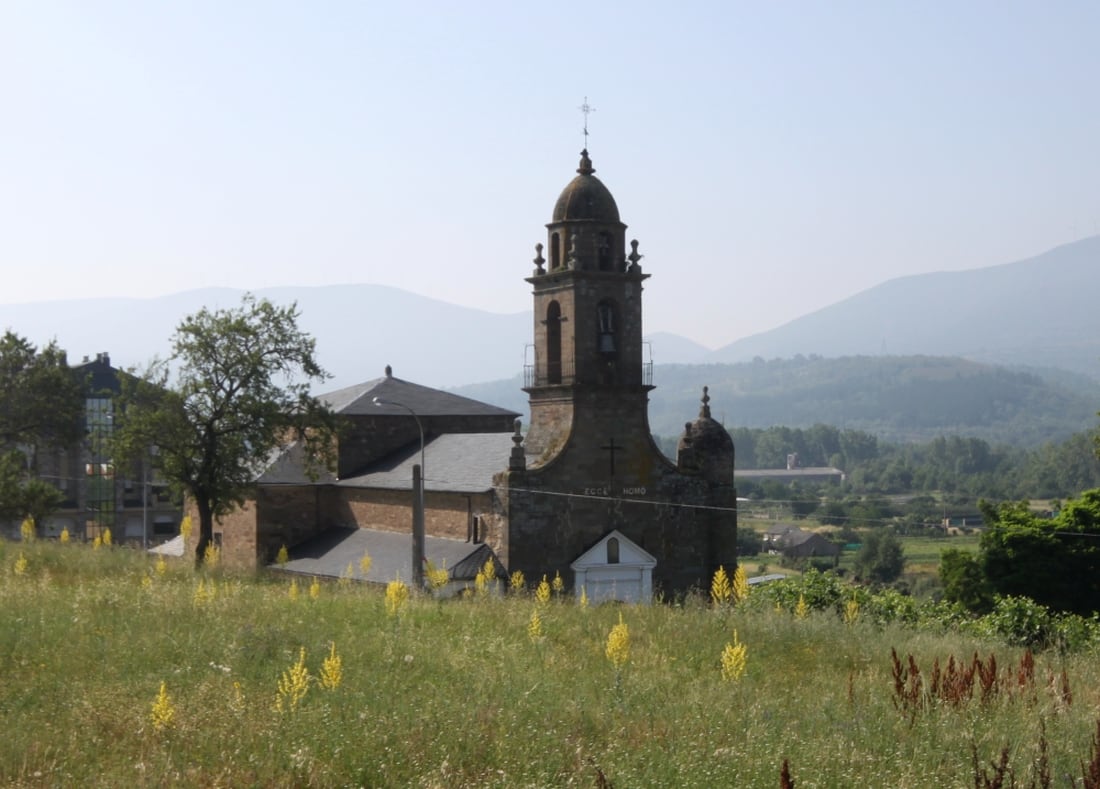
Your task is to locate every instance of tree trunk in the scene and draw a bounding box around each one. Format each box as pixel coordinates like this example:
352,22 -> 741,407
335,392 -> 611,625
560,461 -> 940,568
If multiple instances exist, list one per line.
195,497 -> 214,569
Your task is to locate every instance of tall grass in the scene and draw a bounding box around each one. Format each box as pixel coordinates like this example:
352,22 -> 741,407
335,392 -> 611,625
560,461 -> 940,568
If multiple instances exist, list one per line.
2,541 -> 1099,787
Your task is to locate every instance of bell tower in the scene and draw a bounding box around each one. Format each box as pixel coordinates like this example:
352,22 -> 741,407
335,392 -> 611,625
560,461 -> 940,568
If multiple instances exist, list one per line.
492,144 -> 737,597
523,149 -> 653,462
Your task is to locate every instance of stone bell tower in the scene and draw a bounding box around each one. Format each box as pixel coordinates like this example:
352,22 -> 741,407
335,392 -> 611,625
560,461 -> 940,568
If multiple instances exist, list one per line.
523,149 -> 652,465
491,148 -> 737,596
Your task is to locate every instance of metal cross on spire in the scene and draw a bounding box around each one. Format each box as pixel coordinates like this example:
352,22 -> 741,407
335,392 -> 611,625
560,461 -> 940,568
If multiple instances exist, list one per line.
579,96 -> 596,147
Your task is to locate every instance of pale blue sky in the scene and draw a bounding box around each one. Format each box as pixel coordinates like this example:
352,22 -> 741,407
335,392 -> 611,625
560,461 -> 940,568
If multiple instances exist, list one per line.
2,1 -> 1098,349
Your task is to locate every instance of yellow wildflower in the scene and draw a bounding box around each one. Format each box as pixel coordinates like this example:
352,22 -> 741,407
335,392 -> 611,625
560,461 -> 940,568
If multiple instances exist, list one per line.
795,593 -> 809,619
102,528 -> 112,547
385,578 -> 409,617
509,569 -> 526,593
527,608 -> 543,643
20,518 -> 35,543
359,550 -> 373,576
155,555 -> 167,576
288,579 -> 300,601
179,515 -> 192,543
320,642 -> 342,690
535,575 -> 551,606
59,527 -> 70,544
579,586 -> 589,609
711,566 -> 733,606
276,545 -> 289,566
605,612 -> 630,670
193,578 -> 214,605
720,630 -> 748,681
425,560 -> 450,592
93,535 -> 102,550
551,571 -> 564,595
339,562 -> 354,587
843,598 -> 860,625
309,577 -> 321,600
14,552 -> 28,576
732,565 -> 749,603
150,681 -> 176,732
202,543 -> 219,569
276,647 -> 310,713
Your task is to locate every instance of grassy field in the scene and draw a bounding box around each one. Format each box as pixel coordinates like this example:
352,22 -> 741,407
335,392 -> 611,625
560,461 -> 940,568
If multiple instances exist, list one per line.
2,540 -> 1099,787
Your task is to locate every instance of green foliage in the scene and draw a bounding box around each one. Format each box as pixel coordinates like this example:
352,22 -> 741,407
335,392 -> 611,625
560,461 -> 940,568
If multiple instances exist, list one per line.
0,331 -> 84,454
735,526 -> 762,556
939,548 -> 993,614
114,294 -> 337,565
0,332 -> 82,527
853,530 -> 906,584
0,451 -> 64,527
978,595 -> 1055,648
978,492 -> 1100,616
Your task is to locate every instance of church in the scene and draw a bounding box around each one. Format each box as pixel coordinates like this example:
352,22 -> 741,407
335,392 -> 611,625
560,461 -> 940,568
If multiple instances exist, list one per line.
209,148 -> 737,599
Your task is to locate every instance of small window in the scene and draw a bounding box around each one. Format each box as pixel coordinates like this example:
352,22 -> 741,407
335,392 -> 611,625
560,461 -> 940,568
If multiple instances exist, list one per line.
597,301 -> 616,354
607,537 -> 620,564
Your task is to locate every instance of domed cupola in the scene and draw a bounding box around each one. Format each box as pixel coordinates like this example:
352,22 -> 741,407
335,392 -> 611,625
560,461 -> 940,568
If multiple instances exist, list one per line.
678,387 -> 734,483
544,150 -> 628,274
552,149 -> 621,223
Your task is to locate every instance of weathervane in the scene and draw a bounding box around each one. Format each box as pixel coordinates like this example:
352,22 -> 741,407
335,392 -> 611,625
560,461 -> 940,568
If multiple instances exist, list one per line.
579,96 -> 596,148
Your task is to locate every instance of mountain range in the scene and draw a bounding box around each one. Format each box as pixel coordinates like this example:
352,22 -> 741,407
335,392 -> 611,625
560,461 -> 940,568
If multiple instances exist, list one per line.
2,236 -> 1099,444
705,235 -> 1100,380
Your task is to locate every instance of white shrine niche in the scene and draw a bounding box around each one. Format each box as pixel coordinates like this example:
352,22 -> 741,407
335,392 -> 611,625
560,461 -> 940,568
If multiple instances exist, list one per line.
570,530 -> 657,604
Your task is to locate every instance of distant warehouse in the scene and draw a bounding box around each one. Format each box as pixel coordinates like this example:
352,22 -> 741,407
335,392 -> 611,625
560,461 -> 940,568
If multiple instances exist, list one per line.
735,453 -> 845,486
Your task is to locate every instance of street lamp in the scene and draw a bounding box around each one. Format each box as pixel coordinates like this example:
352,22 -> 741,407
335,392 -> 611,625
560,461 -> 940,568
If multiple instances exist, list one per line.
373,396 -> 425,588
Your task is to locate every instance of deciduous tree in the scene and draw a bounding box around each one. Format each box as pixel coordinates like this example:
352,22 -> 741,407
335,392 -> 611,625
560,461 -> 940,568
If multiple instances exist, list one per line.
853,528 -> 906,584
114,295 -> 336,566
0,331 -> 84,458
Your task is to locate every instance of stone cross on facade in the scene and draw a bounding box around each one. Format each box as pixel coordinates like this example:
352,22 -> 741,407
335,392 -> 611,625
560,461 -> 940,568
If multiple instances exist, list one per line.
601,437 -> 621,477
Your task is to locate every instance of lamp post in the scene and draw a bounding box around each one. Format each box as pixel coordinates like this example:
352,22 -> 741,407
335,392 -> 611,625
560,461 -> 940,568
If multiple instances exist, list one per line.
373,396 -> 425,588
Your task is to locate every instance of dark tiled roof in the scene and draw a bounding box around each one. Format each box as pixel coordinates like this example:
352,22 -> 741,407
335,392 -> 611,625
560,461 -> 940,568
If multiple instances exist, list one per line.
337,432 -> 512,493
319,375 -> 519,419
256,440 -> 338,485
273,527 -> 497,583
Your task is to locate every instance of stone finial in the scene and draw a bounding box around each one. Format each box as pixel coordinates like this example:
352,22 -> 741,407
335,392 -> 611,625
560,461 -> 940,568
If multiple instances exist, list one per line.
385,365 -> 392,378
508,418 -> 526,472
627,239 -> 643,271
699,386 -> 711,419
577,149 -> 594,175
533,242 -> 545,274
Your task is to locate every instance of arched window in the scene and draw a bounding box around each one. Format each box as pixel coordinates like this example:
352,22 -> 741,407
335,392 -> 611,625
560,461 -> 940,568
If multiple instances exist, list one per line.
546,301 -> 562,384
550,233 -> 561,270
607,537 -> 620,564
597,300 -> 616,355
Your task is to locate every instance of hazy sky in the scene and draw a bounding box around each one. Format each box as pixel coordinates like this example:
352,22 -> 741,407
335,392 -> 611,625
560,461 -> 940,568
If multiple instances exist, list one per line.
2,1 -> 1098,349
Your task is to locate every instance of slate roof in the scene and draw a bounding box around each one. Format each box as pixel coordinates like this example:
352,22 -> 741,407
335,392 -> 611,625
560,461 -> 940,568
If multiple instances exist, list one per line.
272,527 -> 498,584
257,440 -> 338,485
337,432 -> 513,493
319,374 -> 519,419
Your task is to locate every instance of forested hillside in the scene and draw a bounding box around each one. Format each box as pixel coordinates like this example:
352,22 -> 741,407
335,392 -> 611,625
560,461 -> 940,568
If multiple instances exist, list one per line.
454,355 -> 1100,448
